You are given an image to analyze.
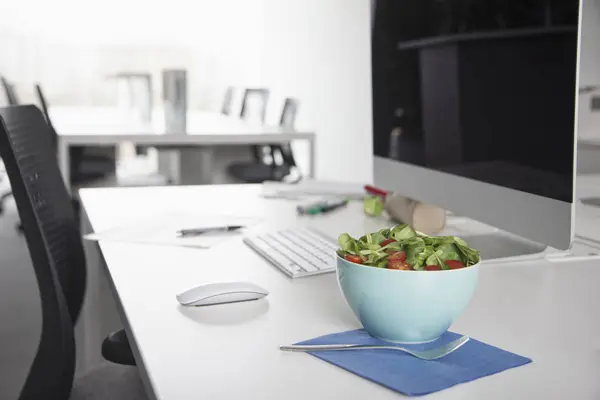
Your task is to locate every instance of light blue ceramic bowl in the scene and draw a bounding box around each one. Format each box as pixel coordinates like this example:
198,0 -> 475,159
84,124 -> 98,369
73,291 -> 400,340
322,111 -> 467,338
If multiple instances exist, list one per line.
336,255 -> 480,343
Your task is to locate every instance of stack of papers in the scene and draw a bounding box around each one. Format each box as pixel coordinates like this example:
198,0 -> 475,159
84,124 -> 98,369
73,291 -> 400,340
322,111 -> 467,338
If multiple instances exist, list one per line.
84,213 -> 262,249
261,180 -> 366,200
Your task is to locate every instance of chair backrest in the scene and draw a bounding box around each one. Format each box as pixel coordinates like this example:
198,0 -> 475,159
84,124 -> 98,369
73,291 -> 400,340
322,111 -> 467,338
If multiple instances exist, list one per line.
273,98 -> 299,167
0,105 -> 86,321
221,86 -> 234,115
240,88 -> 270,162
279,98 -> 298,129
1,77 -> 20,106
34,84 -> 58,148
240,88 -> 269,122
0,105 -> 86,400
35,84 -> 51,124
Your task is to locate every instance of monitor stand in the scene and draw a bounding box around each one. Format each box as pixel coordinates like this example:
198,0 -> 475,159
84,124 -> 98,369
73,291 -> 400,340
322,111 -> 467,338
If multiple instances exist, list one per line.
444,215 -> 600,263
444,216 -> 548,263
458,233 -> 548,263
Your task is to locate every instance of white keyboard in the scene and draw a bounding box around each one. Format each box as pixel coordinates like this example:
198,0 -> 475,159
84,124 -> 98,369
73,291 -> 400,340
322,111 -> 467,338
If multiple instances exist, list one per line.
243,228 -> 338,278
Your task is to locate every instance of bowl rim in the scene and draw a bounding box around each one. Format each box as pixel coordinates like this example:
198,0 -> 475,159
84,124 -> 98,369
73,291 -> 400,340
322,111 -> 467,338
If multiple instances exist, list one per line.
336,253 -> 481,273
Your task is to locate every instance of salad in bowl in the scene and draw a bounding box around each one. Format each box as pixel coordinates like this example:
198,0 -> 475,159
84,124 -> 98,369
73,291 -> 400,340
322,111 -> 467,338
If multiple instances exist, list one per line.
335,224 -> 481,343
336,224 -> 480,271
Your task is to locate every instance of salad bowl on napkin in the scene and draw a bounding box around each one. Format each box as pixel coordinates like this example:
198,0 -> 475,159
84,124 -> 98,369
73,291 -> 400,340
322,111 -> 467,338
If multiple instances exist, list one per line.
336,224 -> 480,343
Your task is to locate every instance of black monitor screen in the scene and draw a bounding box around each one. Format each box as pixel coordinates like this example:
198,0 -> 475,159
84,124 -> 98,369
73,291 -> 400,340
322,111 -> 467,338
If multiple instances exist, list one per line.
371,0 -> 580,203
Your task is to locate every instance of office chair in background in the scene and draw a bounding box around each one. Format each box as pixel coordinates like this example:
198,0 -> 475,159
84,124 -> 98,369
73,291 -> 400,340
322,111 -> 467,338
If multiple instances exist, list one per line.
35,84 -> 116,185
240,88 -> 270,160
0,106 -> 143,399
270,98 -> 301,179
227,88 -> 276,183
227,96 -> 301,183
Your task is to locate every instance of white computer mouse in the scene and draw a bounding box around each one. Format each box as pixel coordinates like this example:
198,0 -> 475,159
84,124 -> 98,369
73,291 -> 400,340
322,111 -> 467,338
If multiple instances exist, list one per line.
176,281 -> 269,307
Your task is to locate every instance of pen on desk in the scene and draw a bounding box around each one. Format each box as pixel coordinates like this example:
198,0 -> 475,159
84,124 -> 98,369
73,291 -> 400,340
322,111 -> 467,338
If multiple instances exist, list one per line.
319,199 -> 348,214
176,225 -> 245,237
296,200 -> 329,215
297,199 -> 348,215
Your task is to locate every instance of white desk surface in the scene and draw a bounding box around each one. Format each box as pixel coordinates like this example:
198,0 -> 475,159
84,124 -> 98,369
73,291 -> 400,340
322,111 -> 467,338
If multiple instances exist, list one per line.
51,106 -> 314,145
80,184 -> 600,400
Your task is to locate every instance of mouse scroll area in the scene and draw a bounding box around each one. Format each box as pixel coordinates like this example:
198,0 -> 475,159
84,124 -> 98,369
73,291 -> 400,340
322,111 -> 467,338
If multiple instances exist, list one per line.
176,281 -> 269,307
188,291 -> 265,307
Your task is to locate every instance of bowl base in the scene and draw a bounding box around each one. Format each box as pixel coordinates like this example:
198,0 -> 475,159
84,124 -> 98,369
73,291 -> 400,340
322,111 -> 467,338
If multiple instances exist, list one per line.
371,334 -> 441,345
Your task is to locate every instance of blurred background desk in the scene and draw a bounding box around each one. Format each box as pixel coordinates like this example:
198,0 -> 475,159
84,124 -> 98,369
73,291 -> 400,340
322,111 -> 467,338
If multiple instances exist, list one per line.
51,106 -> 316,190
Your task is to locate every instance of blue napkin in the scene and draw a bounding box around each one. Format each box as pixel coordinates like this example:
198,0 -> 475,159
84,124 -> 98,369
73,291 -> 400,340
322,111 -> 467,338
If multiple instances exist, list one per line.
296,329 -> 532,396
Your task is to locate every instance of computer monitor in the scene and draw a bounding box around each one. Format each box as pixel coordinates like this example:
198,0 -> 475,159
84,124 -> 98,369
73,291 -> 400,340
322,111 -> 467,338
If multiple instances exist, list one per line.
371,0 -> 581,256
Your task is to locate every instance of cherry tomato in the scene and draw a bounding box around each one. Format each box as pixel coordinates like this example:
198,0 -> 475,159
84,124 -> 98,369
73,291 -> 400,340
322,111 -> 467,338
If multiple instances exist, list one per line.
387,260 -> 412,270
445,260 -> 465,269
388,251 -> 406,262
381,239 -> 396,247
344,254 -> 363,264
424,265 -> 442,271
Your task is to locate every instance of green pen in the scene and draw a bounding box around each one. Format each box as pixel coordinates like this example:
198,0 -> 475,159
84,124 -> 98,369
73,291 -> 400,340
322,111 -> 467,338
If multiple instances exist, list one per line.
297,199 -> 348,215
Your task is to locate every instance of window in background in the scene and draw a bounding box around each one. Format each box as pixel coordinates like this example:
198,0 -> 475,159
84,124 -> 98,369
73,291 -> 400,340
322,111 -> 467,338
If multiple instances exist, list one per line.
0,0 -> 265,110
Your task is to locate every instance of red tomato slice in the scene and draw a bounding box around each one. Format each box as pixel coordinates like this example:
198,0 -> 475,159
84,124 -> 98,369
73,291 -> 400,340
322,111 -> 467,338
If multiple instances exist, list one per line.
424,265 -> 442,271
344,254 -> 363,264
446,260 -> 465,269
388,251 -> 406,262
381,239 -> 396,247
387,260 -> 412,270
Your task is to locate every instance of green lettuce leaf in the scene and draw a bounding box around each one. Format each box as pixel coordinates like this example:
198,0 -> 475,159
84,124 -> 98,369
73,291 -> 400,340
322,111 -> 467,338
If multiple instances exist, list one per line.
404,237 -> 425,268
338,233 -> 360,255
390,224 -> 417,240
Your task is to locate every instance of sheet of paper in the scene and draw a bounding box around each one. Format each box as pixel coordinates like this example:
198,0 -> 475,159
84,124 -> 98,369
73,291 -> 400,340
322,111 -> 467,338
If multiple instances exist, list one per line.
84,213 -> 262,249
261,180 -> 366,200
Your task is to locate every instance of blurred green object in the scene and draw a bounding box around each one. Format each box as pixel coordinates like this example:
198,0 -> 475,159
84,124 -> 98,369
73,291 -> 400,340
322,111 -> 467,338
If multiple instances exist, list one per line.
364,195 -> 384,216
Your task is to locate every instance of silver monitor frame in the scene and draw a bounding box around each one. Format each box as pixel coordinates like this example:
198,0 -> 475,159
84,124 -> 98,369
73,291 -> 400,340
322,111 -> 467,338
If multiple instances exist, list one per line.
372,1 -> 582,251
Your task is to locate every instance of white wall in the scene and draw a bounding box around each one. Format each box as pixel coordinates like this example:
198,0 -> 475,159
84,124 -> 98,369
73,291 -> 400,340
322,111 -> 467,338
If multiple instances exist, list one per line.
259,0 -> 373,182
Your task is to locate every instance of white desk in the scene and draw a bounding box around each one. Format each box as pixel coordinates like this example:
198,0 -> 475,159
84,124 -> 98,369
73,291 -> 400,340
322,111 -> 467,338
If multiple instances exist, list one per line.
79,184 -> 600,400
51,107 -> 315,190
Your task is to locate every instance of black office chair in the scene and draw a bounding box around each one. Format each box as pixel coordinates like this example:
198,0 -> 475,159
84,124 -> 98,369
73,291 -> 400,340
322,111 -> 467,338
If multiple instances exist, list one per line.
227,88 -> 276,182
271,98 -> 300,172
227,97 -> 300,183
240,88 -> 270,160
35,84 -> 116,184
0,103 -> 135,364
35,92 -> 135,365
0,105 -> 147,400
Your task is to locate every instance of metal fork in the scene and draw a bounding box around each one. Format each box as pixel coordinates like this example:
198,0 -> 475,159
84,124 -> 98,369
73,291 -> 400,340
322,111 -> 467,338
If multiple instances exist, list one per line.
280,335 -> 469,361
